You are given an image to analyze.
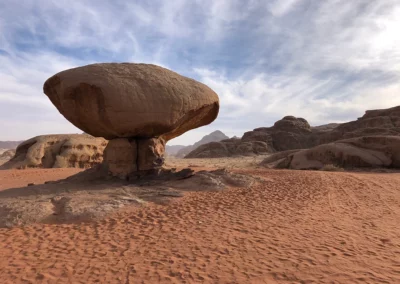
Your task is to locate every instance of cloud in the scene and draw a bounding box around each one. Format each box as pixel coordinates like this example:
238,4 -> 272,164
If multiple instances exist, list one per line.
1,0 -> 400,145
268,0 -> 302,17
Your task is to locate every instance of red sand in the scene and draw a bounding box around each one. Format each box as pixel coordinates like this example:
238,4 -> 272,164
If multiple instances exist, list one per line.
0,168 -> 83,190
0,168 -> 399,283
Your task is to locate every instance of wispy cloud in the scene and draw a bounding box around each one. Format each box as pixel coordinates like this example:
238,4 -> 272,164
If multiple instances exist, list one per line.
268,0 -> 302,17
0,0 -> 400,144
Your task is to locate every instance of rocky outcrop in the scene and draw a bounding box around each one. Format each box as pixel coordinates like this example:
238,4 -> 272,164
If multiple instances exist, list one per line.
186,106 -> 400,158
311,123 -> 340,132
0,149 -> 16,160
185,116 -> 311,158
185,137 -> 273,158
174,130 -> 229,158
319,106 -> 400,144
260,136 -> 400,170
0,149 -> 16,166
0,134 -> 107,169
43,63 -> 219,178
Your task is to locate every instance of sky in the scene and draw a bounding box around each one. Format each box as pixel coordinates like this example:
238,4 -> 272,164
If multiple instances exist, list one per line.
1,0 -> 400,145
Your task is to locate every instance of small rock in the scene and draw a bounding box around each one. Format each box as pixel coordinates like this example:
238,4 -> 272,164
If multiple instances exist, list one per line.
27,183 -> 35,186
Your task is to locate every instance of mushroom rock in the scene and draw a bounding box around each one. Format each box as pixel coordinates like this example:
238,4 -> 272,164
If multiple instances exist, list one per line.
43,63 -> 219,177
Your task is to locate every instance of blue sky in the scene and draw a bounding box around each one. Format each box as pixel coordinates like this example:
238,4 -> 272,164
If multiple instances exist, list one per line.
1,0 -> 400,145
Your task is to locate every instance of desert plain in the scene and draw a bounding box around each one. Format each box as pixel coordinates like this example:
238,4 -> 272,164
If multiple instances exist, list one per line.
4,0 -> 400,282
0,157 -> 399,283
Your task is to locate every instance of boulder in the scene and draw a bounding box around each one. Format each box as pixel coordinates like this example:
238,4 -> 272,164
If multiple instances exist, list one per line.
273,116 -> 311,132
0,134 -> 107,169
43,63 -> 219,141
269,116 -> 313,151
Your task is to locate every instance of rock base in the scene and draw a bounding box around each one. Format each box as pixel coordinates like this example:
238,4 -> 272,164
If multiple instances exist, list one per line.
104,137 -> 165,179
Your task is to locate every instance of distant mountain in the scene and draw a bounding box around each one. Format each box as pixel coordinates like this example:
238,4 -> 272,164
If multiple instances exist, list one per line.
0,141 -> 23,149
174,130 -> 229,158
165,145 -> 186,156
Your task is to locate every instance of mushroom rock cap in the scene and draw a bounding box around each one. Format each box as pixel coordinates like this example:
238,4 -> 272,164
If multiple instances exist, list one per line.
43,63 -> 219,141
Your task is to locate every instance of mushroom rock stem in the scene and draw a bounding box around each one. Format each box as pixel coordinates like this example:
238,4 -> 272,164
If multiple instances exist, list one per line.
103,138 -> 137,179
103,137 -> 166,179
137,137 -> 166,172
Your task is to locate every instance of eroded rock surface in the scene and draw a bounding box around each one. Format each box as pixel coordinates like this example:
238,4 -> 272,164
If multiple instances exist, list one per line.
0,134 -> 107,169
186,106 -> 400,158
103,138 -> 137,178
0,149 -> 16,166
137,137 -> 166,171
260,136 -> 400,170
319,105 -> 400,144
186,116 -> 310,158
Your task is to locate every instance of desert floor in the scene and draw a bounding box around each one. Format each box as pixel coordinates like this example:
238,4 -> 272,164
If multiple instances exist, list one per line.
0,159 -> 399,283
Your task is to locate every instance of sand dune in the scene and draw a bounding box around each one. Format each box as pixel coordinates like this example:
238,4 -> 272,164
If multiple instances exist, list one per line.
0,168 -> 399,283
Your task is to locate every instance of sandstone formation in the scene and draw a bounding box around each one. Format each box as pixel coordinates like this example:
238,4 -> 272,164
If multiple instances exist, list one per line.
318,105 -> 400,144
185,137 -> 273,158
0,149 -> 16,160
185,116 -> 311,158
174,130 -> 229,158
0,149 -> 16,166
186,106 -> 400,158
260,136 -> 400,170
43,63 -> 219,178
0,134 -> 107,170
